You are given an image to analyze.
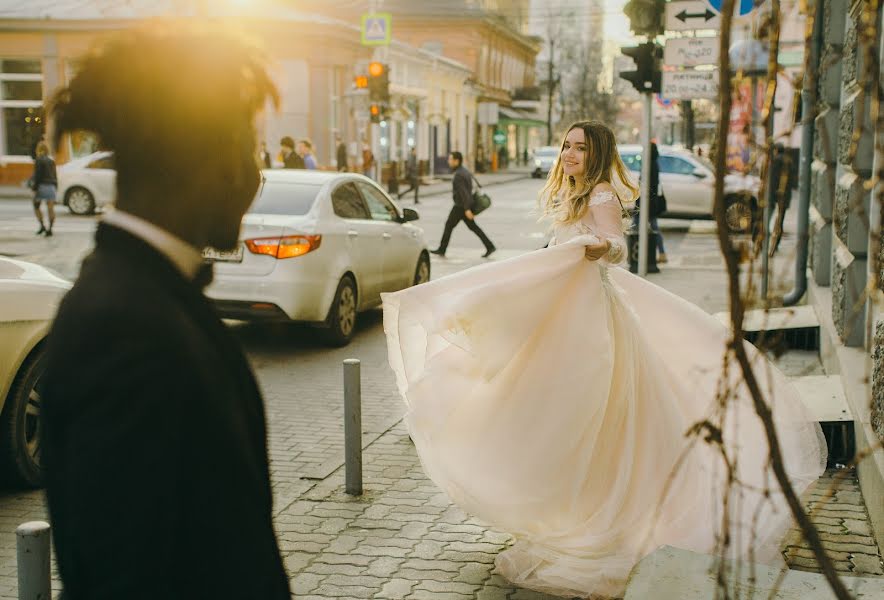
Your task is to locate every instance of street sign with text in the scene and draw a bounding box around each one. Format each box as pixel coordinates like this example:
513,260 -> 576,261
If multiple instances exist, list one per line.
664,37 -> 720,67
665,1 -> 720,31
662,70 -> 720,99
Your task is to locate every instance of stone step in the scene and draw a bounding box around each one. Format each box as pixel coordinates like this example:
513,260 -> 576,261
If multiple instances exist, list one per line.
790,375 -> 855,467
789,375 -> 852,423
624,545 -> 884,599
715,305 -> 821,350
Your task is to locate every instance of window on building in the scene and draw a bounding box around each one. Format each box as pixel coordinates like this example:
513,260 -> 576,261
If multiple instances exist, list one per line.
0,59 -> 43,158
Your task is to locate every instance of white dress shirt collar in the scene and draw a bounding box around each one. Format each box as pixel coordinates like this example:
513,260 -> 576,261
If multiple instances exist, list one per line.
102,209 -> 204,280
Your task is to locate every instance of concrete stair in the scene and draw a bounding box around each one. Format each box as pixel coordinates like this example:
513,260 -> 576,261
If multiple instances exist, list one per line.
624,546 -> 884,599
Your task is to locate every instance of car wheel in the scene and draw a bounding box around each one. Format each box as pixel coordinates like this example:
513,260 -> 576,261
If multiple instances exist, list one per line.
322,276 -> 358,347
0,346 -> 46,488
724,194 -> 756,233
66,186 -> 96,215
413,253 -> 431,286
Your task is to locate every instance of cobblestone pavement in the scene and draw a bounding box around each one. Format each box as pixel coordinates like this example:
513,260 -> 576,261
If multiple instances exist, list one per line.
0,179 -> 881,598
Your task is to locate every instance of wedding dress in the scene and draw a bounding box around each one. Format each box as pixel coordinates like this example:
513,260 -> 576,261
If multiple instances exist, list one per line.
382,189 -> 827,598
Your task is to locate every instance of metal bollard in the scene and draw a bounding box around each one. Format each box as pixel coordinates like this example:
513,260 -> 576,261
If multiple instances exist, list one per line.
16,521 -> 50,600
343,359 -> 363,496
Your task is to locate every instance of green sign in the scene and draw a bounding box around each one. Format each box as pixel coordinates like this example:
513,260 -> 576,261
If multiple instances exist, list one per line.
493,131 -> 506,145
361,13 -> 392,46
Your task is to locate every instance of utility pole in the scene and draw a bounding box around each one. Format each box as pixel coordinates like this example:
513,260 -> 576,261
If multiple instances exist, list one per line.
621,0 -> 664,277
546,38 -> 555,145
682,99 -> 694,150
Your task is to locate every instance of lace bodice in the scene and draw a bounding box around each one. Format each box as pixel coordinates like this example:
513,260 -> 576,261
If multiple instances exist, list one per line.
551,189 -> 626,264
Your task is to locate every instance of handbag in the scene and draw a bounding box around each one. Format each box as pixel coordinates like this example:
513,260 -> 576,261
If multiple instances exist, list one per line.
471,175 -> 492,215
654,192 -> 667,217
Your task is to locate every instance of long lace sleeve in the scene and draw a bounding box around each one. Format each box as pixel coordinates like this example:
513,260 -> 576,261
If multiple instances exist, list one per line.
585,190 -> 626,264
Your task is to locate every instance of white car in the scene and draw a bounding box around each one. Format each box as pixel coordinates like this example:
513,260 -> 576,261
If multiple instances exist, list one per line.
57,150 -> 116,215
531,146 -> 559,178
0,258 -> 70,487
206,170 -> 430,346
618,145 -> 761,232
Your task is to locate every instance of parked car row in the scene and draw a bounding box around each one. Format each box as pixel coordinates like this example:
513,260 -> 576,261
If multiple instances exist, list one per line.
1,168 -> 429,487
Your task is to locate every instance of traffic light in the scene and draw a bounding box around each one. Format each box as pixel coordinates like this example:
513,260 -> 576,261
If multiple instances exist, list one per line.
354,75 -> 368,89
369,103 -> 381,124
623,0 -> 664,38
620,42 -> 662,94
368,62 -> 390,103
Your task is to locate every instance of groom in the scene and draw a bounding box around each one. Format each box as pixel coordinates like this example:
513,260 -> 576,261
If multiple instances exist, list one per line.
431,151 -> 496,258
41,24 -> 290,599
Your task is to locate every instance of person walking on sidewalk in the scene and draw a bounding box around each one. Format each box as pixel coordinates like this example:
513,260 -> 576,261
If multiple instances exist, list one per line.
30,141 -> 57,236
631,141 -> 667,263
431,151 -> 496,258
41,23 -> 290,600
280,135 -> 304,169
335,134 -> 348,172
398,147 -> 421,204
259,141 -> 272,168
298,138 -> 317,169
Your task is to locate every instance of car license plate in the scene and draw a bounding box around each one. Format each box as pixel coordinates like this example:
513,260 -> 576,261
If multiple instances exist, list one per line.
202,245 -> 244,263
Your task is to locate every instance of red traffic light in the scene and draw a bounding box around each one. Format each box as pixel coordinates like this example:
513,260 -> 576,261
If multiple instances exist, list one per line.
368,62 -> 385,77
370,104 -> 380,116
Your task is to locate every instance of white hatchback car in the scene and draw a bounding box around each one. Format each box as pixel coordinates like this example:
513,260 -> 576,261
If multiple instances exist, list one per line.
618,145 -> 761,232
57,150 -> 116,215
206,170 -> 430,346
0,258 -> 70,487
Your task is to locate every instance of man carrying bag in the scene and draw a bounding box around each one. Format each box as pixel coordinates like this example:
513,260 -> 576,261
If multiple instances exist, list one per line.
431,151 -> 496,258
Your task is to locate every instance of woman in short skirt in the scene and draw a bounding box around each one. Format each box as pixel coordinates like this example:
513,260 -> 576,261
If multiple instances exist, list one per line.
31,141 -> 57,236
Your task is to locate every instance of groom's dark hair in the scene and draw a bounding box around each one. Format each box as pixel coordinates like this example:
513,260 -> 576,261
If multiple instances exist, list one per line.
450,151 -> 463,165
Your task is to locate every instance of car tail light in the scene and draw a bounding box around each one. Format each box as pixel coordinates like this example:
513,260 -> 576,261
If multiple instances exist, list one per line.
245,235 -> 321,259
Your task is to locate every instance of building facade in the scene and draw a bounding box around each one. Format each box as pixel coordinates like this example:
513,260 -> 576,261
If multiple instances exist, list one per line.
809,0 -> 883,552
344,0 -> 543,170
0,1 -> 476,184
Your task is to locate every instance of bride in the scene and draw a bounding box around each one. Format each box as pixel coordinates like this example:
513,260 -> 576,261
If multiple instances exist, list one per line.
382,121 -> 826,598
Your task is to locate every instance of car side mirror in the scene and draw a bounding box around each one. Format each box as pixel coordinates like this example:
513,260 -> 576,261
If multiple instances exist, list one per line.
692,169 -> 708,179
401,208 -> 419,222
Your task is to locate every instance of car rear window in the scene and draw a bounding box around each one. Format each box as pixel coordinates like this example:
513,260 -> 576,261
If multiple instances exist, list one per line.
535,148 -> 558,157
249,182 -> 321,215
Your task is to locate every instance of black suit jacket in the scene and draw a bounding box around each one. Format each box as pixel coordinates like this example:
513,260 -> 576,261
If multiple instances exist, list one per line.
452,166 -> 473,211
42,224 -> 290,600
283,151 -> 304,169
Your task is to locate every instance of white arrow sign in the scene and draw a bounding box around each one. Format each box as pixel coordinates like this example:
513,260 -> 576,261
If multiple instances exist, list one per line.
662,70 -> 720,100
664,37 -> 721,67
665,1 -> 721,32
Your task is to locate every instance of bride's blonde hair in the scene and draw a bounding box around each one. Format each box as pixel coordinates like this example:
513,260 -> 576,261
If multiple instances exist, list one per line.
541,120 -> 638,225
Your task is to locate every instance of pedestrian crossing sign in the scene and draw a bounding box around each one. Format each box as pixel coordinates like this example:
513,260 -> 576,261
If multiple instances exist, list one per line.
361,13 -> 392,46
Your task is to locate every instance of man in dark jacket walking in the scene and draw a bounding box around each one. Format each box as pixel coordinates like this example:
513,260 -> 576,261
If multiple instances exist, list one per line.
281,135 -> 304,169
41,24 -> 290,600
431,151 -> 495,258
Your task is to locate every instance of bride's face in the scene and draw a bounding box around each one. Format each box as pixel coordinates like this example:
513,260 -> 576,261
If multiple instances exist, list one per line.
561,128 -> 587,178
